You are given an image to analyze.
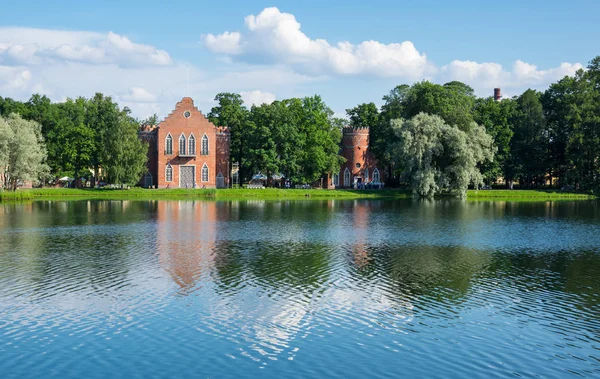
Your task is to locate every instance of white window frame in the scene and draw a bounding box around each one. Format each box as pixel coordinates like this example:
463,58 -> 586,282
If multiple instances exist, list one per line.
165,133 -> 173,155
364,167 -> 369,183
344,167 -> 351,187
165,164 -> 173,182
179,133 -> 186,155
188,133 -> 196,156
201,134 -> 209,155
332,172 -> 339,187
373,168 -> 380,183
201,163 -> 209,182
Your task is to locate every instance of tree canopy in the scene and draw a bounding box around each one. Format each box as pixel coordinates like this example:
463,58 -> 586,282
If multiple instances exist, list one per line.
388,113 -> 494,197
0,114 -> 50,190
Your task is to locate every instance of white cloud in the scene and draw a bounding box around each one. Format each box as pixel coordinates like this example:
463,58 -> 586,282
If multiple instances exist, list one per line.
120,87 -> 158,103
0,65 -> 31,91
240,90 -> 276,106
203,31 -> 242,54
0,27 -> 171,67
441,59 -> 583,97
0,22 -> 586,119
202,7 -> 432,79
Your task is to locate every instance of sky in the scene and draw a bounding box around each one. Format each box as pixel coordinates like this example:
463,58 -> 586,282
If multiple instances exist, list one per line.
0,0 -> 598,120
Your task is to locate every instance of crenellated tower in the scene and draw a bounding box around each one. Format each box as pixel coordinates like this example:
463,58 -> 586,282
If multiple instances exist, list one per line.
334,125 -> 382,188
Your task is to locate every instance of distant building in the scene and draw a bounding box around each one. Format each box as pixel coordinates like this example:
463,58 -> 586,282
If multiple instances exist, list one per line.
326,126 -> 384,189
138,97 -> 230,189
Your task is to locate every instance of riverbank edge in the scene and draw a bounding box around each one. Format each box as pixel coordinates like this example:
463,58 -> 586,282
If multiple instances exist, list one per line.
0,188 -> 595,202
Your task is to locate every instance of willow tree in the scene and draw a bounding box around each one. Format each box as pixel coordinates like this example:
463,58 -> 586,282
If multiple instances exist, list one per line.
0,114 -> 49,190
388,113 -> 494,197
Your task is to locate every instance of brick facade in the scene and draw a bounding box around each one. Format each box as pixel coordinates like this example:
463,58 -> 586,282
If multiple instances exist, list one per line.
138,97 -> 230,189
331,126 -> 384,188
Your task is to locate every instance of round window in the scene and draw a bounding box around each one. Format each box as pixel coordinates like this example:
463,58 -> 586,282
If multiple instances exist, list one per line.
183,111 -> 191,118
355,163 -> 361,169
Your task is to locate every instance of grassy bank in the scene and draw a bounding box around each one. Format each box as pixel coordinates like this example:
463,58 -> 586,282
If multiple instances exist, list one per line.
466,189 -> 595,200
0,188 -> 413,202
0,188 -> 595,202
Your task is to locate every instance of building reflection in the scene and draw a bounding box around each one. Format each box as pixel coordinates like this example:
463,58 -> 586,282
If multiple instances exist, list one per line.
156,201 -> 221,294
350,200 -> 371,269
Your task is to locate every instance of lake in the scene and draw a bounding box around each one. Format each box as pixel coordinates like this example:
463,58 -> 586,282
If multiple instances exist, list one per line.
1,199 -> 599,378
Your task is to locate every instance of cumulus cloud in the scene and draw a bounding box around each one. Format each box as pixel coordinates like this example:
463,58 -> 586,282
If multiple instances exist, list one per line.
0,65 -> 31,91
240,90 -> 276,106
202,7 -> 432,79
202,7 -> 584,96
203,31 -> 243,54
441,59 -> 583,97
120,87 -> 158,103
0,28 -> 171,67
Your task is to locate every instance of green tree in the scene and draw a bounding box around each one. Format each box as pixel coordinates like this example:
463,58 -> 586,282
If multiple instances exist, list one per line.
208,93 -> 251,181
102,112 -> 148,186
564,59 -> 600,191
85,93 -> 121,185
401,81 -> 476,130
56,98 -> 95,182
378,84 -> 411,182
297,95 -> 344,183
473,97 -> 516,184
541,76 -> 578,187
141,113 -> 159,126
0,114 -> 50,190
388,113 -> 494,197
346,102 -> 379,129
509,89 -> 547,188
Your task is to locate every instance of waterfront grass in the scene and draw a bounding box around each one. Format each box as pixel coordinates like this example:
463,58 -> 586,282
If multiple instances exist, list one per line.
467,189 -> 595,200
0,188 -> 412,202
0,187 -> 595,202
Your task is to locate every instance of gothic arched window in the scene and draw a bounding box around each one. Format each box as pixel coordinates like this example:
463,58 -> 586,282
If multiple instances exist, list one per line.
179,134 -> 186,155
373,168 -> 380,183
165,134 -> 173,155
166,164 -> 173,182
201,134 -> 209,155
201,163 -> 209,182
188,134 -> 196,155
344,168 -> 351,187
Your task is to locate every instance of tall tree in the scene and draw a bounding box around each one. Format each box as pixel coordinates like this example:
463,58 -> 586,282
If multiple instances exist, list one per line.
0,114 -> 50,190
565,59 -> 600,191
388,113 -> 494,197
473,97 -> 516,185
207,93 -> 251,181
346,102 -> 380,129
401,81 -> 476,130
541,76 -> 578,187
85,93 -> 121,185
102,112 -> 148,186
56,98 -> 95,182
509,89 -> 547,188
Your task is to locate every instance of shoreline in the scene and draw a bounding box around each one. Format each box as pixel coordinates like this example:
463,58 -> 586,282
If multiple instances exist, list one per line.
0,188 -> 595,202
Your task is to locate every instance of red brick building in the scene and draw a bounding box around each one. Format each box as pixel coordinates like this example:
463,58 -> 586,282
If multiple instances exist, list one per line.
327,126 -> 384,189
138,97 -> 230,189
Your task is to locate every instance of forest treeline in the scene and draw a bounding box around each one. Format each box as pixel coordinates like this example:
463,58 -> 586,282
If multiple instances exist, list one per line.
1,55 -> 599,195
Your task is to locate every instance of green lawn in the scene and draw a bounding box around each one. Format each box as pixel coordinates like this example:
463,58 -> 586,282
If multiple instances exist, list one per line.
0,187 -> 413,202
466,189 -> 595,200
0,187 -> 594,202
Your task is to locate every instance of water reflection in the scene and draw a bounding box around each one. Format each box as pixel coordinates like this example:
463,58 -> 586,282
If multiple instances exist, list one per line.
1,199 -> 600,378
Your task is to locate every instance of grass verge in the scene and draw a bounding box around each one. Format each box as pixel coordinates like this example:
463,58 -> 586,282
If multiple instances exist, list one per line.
466,189 -> 595,200
0,188 -> 413,202
0,188 -> 595,202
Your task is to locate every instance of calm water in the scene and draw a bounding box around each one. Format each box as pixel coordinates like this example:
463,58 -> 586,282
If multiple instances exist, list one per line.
1,199 -> 600,378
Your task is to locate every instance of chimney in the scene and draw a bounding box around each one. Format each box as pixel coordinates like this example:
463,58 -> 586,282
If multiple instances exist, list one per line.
494,88 -> 502,101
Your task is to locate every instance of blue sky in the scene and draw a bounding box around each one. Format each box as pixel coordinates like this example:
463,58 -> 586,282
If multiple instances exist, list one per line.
1,0 -> 598,119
